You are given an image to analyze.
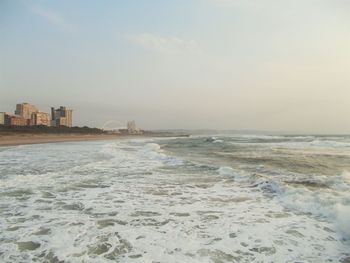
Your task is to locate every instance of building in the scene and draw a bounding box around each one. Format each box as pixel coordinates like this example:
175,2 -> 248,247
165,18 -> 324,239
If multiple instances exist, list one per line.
5,114 -> 27,126
51,106 -> 73,127
31,112 -> 50,126
127,120 -> 142,134
15,103 -> 38,120
0,112 -> 5,125
127,120 -> 136,132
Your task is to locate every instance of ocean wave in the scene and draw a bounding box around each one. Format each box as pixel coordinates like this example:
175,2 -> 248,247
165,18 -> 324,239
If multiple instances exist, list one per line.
254,171 -> 350,240
1,139 -> 349,262
226,139 -> 350,150
236,134 -> 287,140
98,141 -> 184,173
309,140 -> 350,148
144,142 -> 161,152
140,143 -> 184,166
336,204 -> 350,239
217,166 -> 251,182
342,171 -> 350,183
255,180 -> 284,195
203,136 -> 224,144
217,166 -> 238,177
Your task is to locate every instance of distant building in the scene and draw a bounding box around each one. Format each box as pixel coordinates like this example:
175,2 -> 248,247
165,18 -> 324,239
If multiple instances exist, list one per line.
0,112 -> 5,125
127,120 -> 136,132
31,112 -> 50,126
15,103 -> 38,120
2,103 -> 74,128
51,106 -> 73,127
5,114 -> 27,126
127,120 -> 142,134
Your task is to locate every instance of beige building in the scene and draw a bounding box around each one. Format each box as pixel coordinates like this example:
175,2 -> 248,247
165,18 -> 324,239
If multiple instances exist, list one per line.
5,114 -> 28,126
51,106 -> 73,127
15,103 -> 38,120
0,112 -> 5,125
31,112 -> 50,126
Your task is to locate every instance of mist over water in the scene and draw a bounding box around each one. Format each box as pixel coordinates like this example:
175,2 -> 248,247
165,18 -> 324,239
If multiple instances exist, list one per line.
0,134 -> 350,262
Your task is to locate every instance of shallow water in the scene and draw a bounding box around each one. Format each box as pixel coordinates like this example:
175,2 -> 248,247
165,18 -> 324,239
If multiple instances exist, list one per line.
0,135 -> 349,262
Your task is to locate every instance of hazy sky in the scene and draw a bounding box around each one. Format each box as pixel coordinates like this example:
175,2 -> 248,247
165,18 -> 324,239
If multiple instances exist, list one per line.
1,0 -> 349,133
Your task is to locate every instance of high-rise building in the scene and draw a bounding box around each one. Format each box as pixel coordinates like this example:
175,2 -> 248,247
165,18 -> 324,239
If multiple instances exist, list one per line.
15,103 -> 38,120
51,106 -> 73,127
31,112 -> 50,126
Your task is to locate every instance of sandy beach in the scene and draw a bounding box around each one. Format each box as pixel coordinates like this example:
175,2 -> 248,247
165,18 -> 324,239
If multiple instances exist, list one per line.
0,133 -> 122,146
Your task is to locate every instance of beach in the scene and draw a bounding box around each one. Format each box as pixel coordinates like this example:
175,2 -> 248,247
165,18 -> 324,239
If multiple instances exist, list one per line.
0,133 -> 121,146
0,132 -> 188,146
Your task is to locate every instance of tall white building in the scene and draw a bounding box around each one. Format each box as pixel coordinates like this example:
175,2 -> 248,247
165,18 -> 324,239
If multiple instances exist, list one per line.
127,120 -> 136,132
127,120 -> 143,134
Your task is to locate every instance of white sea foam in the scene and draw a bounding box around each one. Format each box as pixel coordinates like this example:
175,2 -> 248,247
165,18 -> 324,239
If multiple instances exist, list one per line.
254,171 -> 350,240
341,171 -> 350,183
217,165 -> 350,240
310,140 -> 350,148
217,166 -> 250,183
0,138 -> 349,262
238,134 -> 286,139
336,204 -> 350,240
217,166 -> 235,176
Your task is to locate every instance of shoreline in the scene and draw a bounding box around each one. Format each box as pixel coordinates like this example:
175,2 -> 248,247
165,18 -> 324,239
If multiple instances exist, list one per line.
0,133 -> 145,147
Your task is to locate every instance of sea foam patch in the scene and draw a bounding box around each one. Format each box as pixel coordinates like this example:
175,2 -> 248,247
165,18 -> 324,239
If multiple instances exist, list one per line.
0,137 -> 349,262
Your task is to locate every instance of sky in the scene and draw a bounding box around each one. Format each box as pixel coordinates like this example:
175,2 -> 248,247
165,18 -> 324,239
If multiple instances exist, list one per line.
0,0 -> 349,133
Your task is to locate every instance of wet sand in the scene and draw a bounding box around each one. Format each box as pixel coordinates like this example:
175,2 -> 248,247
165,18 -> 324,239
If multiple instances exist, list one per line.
0,133 -> 122,146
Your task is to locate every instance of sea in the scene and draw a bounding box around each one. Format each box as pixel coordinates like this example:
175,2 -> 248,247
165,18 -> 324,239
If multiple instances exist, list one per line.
0,134 -> 350,262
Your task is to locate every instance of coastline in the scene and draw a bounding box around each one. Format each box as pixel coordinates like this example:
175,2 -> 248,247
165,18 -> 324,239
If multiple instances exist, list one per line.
0,133 -> 126,147
0,132 -> 189,147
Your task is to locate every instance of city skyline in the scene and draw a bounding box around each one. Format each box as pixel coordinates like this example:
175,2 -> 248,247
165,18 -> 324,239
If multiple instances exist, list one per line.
0,102 -> 72,128
1,0 -> 349,133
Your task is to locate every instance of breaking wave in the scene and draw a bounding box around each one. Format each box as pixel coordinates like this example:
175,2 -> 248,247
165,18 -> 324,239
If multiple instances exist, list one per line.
1,134 -> 350,262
